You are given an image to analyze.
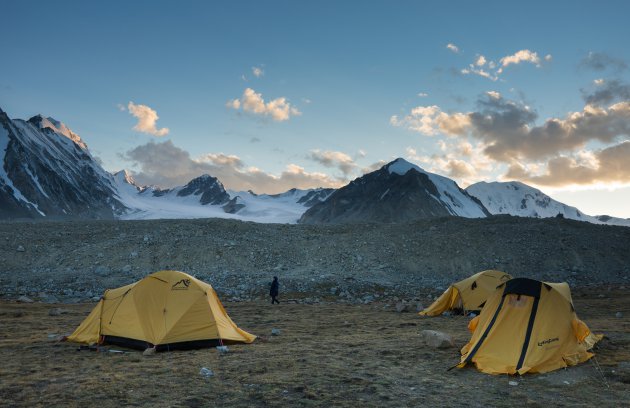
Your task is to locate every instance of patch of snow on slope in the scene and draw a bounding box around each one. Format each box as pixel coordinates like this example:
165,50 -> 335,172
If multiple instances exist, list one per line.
113,171 -> 318,223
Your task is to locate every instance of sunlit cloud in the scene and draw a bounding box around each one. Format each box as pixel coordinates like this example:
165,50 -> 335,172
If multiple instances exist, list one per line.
125,102 -> 170,137
391,88 -> 630,189
252,66 -> 264,78
497,49 -> 542,73
446,43 -> 460,53
390,105 -> 471,136
461,49 -> 550,81
505,142 -> 630,187
227,88 -> 301,122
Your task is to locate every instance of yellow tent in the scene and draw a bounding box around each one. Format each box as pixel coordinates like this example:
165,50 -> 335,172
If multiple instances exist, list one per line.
419,270 -> 512,316
67,270 -> 255,350
458,277 -> 602,374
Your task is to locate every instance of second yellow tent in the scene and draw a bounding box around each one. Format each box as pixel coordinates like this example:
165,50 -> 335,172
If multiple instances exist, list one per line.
419,270 -> 512,316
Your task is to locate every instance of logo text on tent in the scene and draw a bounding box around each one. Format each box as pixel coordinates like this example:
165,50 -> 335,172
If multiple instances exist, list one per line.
172,279 -> 191,290
537,337 -> 559,347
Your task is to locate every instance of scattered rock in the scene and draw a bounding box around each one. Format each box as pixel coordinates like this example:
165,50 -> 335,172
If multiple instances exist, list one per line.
508,381 -> 519,386
216,346 -> 229,354
17,295 -> 34,303
199,367 -> 214,378
143,347 -> 156,356
395,302 -> 410,313
94,266 -> 110,276
271,328 -> 281,336
616,312 -> 623,318
122,265 -> 132,273
16,245 -> 25,252
48,308 -> 69,316
420,330 -> 454,349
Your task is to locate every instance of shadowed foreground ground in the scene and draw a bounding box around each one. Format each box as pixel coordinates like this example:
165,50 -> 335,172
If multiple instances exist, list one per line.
0,287 -> 629,407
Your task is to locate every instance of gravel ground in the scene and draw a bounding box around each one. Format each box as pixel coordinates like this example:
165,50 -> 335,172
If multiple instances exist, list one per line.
0,288 -> 629,407
1,215 -> 629,303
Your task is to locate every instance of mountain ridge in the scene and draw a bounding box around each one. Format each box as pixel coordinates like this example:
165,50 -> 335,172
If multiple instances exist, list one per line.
1,108 -> 628,226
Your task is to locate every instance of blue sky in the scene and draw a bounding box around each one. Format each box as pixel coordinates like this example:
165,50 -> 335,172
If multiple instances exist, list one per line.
2,1 -> 630,217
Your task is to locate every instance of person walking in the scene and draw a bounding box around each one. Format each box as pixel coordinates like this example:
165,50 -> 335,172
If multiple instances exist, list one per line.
270,276 -> 280,304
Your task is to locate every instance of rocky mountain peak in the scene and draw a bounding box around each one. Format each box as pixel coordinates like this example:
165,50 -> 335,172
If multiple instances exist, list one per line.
177,174 -> 230,205
27,114 -> 87,149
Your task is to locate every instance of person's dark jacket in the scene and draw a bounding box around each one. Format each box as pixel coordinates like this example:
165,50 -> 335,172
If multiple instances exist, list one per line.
270,279 -> 279,296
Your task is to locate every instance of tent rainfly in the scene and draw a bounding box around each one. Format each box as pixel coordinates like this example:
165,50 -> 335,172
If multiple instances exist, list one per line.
457,277 -> 602,375
67,270 -> 255,350
419,270 -> 512,316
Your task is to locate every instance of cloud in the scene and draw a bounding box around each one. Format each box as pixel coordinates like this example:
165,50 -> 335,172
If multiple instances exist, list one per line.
121,140 -> 343,193
125,102 -> 170,136
391,92 -> 630,177
252,66 -> 264,78
361,160 -> 388,174
461,49 -> 549,80
446,43 -> 460,53
580,52 -> 628,72
227,88 -> 301,122
581,79 -> 630,106
486,91 -> 501,100
417,92 -> 429,97
498,49 -> 542,72
471,97 -> 630,162
390,105 -> 471,136
308,150 -> 357,176
405,141 -> 491,186
461,66 -> 498,81
396,92 -> 630,163
505,141 -> 630,186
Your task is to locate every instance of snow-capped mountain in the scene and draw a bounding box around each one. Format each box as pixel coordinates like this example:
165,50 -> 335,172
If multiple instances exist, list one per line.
0,108 -> 125,219
110,168 -> 333,222
299,158 -> 490,224
0,108 -> 334,222
1,108 -> 627,226
466,181 -> 630,227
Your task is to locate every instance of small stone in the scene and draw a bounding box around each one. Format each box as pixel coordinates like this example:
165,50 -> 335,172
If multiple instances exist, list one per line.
16,245 -> 25,252
271,328 -> 281,336
199,367 -> 214,378
18,295 -> 34,303
122,265 -> 132,273
143,347 -> 156,356
48,308 -> 69,316
94,266 -> 110,276
420,330 -> 454,349
615,312 -> 623,318
395,302 -> 410,313
91,296 -> 101,302
130,251 -> 138,258
216,346 -> 229,354
509,381 -> 519,386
